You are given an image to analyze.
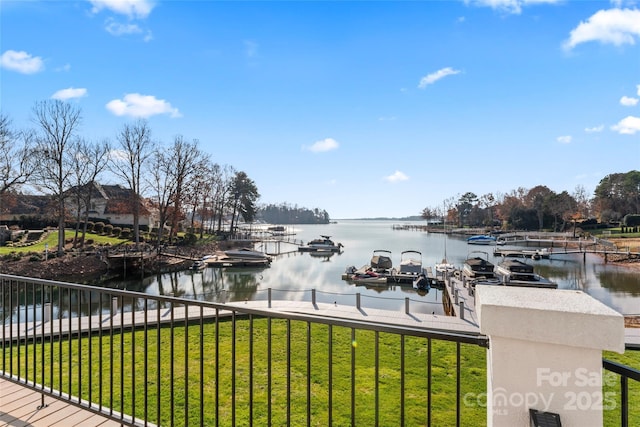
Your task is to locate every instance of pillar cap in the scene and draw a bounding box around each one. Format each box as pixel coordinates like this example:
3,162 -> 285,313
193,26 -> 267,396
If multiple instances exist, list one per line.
476,286 -> 625,353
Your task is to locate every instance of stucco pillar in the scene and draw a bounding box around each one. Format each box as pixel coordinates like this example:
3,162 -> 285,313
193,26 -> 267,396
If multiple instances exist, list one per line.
476,286 -> 625,427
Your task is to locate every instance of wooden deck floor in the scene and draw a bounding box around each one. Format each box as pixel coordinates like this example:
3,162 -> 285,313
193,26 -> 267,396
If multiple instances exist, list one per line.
0,379 -> 121,427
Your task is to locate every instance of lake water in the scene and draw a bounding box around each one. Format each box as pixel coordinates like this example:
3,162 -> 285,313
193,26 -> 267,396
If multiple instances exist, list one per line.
107,220 -> 640,317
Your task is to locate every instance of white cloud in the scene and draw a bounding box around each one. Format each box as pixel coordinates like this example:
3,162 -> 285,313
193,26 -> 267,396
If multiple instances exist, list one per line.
611,115 -> 640,134
109,149 -> 130,162
106,93 -> 181,118
0,50 -> 44,74
557,135 -> 572,144
585,125 -> 604,133
55,64 -> 71,72
105,19 -> 143,36
89,0 -> 155,19
418,67 -> 461,89
304,138 -> 339,153
464,0 -> 561,15
52,87 -> 88,100
384,171 -> 409,183
563,8 -> 640,50
620,96 -> 639,106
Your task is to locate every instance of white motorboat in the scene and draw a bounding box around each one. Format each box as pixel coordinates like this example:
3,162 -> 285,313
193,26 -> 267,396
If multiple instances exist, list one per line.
299,235 -> 343,252
399,250 -> 422,275
467,235 -> 497,245
224,248 -> 271,262
462,251 -> 495,279
435,258 -> 456,277
494,259 -> 557,288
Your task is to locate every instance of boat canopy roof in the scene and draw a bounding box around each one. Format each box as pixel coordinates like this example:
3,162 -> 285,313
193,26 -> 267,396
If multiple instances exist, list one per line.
499,259 -> 534,273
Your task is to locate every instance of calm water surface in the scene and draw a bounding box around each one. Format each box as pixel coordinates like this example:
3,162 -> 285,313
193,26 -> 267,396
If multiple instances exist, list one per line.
108,220 -> 640,317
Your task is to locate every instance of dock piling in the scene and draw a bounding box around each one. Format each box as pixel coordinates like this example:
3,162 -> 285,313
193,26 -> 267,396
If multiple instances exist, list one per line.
459,301 -> 465,320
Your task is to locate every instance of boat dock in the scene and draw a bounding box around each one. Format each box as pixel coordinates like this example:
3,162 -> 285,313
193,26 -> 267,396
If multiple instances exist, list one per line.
341,265 -> 440,286
493,247 -> 551,259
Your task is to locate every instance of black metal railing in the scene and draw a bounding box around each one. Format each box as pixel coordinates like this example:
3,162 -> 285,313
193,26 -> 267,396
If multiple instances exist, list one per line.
1,274 -> 489,426
603,352 -> 640,427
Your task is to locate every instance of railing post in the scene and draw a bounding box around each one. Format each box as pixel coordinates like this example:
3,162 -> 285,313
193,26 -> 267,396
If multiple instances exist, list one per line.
459,301 -> 464,320
356,293 -> 361,310
405,297 -> 410,314
268,288 -> 271,308
111,297 -> 118,315
312,289 -> 316,305
44,302 -> 51,323
454,289 -> 459,305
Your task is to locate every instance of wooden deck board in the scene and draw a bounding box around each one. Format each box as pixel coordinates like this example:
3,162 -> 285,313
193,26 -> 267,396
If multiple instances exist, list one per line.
0,379 -> 122,427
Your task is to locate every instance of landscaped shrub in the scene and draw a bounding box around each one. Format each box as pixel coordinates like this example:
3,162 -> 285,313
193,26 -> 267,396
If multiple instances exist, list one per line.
120,228 -> 131,239
112,226 -> 122,237
623,214 -> 640,227
183,232 -> 197,245
94,222 -> 105,234
86,221 -> 94,232
104,224 -> 113,235
29,253 -> 43,262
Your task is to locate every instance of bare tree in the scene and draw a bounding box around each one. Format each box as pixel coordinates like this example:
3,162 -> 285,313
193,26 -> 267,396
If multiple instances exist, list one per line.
147,147 -> 175,248
183,154 -> 213,237
110,120 -> 154,246
0,114 -> 35,194
31,100 -> 82,255
0,114 -> 36,244
70,138 -> 111,247
166,136 -> 202,241
213,165 -> 236,233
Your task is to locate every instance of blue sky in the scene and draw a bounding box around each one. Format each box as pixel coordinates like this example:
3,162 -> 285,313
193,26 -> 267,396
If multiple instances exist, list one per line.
1,0 -> 639,219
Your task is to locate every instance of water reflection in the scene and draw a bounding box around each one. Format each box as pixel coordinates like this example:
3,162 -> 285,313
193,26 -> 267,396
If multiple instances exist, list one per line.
68,221 -> 640,316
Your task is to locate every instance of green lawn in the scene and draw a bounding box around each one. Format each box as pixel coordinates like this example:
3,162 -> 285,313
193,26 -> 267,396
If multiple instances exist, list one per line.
0,230 -> 128,255
6,318 -> 487,426
6,317 -> 638,426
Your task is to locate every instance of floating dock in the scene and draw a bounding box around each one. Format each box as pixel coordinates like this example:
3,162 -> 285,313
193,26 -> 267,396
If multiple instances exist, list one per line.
493,247 -> 551,260
341,265 -> 439,286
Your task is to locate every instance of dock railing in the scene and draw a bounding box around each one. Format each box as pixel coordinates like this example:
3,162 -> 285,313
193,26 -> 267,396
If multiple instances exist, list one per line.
1,274 -> 488,426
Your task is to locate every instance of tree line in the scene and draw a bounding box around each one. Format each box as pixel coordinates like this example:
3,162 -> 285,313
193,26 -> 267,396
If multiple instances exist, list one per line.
258,203 -> 330,225
0,100 -> 267,254
421,170 -> 640,232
